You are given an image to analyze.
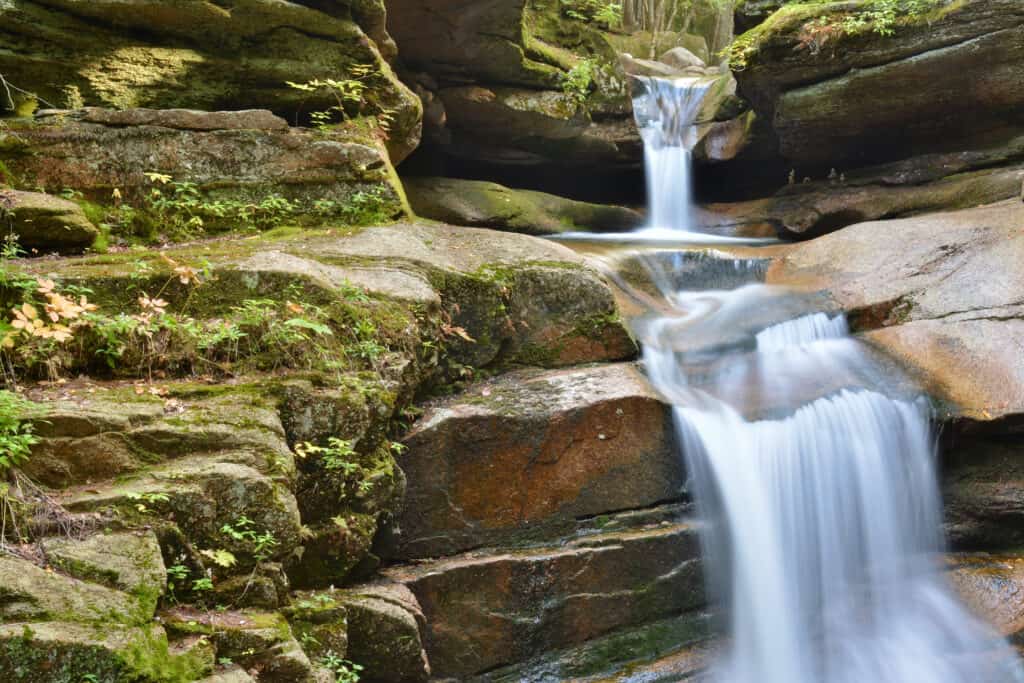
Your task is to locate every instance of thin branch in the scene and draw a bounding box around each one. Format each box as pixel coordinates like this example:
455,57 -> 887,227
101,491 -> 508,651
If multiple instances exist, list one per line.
0,73 -> 60,111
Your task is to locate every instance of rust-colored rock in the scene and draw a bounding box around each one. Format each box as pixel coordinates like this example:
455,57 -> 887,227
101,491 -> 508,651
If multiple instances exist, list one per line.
389,363 -> 680,559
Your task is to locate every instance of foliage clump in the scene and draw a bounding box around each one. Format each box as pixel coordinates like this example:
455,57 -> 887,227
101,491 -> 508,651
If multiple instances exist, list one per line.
562,59 -> 599,104
560,0 -> 624,27
86,173 -> 394,246
0,389 -> 37,474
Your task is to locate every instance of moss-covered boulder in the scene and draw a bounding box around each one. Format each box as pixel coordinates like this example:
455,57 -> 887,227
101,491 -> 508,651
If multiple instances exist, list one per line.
404,176 -> 643,234
730,0 -> 1024,166
0,622 -> 212,683
162,608 -> 322,682
40,530 -> 166,615
14,223 -> 636,372
1,109 -> 408,225
0,0 -> 421,162
0,555 -> 150,625
0,190 -> 98,253
287,584 -> 430,683
338,584 -> 430,683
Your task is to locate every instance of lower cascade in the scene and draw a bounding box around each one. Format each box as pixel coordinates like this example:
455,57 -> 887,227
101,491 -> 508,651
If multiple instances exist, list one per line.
641,302 -> 1024,681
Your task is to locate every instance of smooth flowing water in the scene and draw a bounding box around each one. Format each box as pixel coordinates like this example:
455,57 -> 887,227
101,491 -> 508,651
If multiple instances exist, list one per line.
632,76 -> 714,233
622,78 -> 1024,682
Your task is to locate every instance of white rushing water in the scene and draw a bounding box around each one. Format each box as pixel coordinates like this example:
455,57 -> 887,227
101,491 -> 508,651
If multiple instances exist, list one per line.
632,76 -> 713,233
642,308 -> 1024,683
629,78 -> 1024,681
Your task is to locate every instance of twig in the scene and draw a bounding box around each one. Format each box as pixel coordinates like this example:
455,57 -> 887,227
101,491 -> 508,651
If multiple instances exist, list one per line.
0,72 -> 59,111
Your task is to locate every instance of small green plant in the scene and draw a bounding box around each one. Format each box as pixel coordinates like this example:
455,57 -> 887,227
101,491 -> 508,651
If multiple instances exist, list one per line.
124,491 -> 170,513
191,576 -> 214,592
221,515 -> 278,562
200,548 -> 238,569
0,390 -> 38,473
166,563 -> 190,596
287,64 -> 397,134
563,59 -> 597,106
319,651 -> 363,683
728,0 -> 946,67
295,438 -> 358,473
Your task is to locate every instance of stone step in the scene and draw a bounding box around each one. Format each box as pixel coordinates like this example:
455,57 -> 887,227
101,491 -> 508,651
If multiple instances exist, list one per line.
388,363 -> 684,560
468,613 -> 715,683
383,516 -> 704,679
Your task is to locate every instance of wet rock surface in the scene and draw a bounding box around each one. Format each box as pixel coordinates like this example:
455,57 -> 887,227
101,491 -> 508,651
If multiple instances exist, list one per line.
385,518 -> 704,678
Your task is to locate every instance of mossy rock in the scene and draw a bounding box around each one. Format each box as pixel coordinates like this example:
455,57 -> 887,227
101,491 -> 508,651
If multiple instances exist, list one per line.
0,622 -> 211,683
162,608 -> 318,681
0,189 -> 98,254
0,0 -> 421,162
0,555 -> 153,626
40,530 -> 166,616
405,176 -> 642,235
730,0 -> 1023,166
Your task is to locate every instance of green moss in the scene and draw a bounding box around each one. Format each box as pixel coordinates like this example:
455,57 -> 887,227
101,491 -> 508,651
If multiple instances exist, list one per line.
0,624 -> 209,683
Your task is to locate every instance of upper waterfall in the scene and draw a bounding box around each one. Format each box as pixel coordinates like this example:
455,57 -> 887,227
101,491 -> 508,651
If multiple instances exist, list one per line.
632,76 -> 714,233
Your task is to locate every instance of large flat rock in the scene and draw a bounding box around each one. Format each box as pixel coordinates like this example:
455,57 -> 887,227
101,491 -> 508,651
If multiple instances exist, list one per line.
768,200 -> 1024,423
389,363 -> 681,559
19,223 -> 636,371
3,109 -> 407,217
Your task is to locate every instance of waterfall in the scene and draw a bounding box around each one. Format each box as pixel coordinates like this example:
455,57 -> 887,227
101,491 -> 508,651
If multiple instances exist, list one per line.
632,76 -> 713,232
626,107 -> 1024,677
639,297 -> 1024,683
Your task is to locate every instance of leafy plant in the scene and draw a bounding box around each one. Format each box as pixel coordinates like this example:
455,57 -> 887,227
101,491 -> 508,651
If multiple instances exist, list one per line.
221,515 -> 278,562
0,390 -> 38,474
296,438 -> 358,473
561,0 -> 623,26
563,60 -> 597,106
287,64 -> 397,134
319,651 -> 363,683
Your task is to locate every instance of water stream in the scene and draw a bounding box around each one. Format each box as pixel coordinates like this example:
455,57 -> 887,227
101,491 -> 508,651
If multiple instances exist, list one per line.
618,78 -> 1024,682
